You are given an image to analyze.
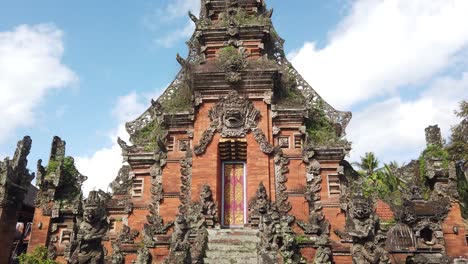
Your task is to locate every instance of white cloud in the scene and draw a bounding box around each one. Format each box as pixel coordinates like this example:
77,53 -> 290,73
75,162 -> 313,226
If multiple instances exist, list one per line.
144,0 -> 200,48
289,0 -> 468,164
348,72 -> 468,163
290,0 -> 468,109
76,91 -> 151,194
155,22 -> 195,48
163,0 -> 200,21
0,24 -> 77,143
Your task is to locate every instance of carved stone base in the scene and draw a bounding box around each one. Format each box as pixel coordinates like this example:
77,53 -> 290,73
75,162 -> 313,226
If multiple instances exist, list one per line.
259,251 -> 278,264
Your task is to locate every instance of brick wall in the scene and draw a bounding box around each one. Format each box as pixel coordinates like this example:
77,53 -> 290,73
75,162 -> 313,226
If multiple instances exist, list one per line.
27,209 -> 51,253
442,203 -> 468,258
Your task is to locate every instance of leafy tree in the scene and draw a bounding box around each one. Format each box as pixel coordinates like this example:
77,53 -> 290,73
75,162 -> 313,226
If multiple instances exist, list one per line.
356,152 -> 380,176
446,100 -> 468,161
18,246 -> 57,264
446,101 -> 468,218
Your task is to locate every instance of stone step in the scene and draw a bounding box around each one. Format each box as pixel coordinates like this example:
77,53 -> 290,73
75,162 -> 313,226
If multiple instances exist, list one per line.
207,229 -> 259,236
204,258 -> 258,264
207,243 -> 257,252
208,235 -> 259,243
205,250 -> 257,259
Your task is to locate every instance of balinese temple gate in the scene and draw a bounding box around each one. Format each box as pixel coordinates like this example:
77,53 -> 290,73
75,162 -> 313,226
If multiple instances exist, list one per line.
0,0 -> 467,263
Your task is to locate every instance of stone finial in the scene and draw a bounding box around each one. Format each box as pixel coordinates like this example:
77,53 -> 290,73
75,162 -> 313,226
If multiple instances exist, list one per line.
425,125 -> 442,147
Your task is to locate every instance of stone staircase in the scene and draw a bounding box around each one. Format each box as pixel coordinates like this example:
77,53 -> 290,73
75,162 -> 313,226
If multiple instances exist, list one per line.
204,228 -> 260,264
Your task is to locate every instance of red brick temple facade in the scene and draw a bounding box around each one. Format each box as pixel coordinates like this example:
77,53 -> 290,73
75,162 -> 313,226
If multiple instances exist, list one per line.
1,0 -> 468,263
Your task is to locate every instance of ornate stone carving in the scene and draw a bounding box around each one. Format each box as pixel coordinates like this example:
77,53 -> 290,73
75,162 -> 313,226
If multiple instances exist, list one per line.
313,246 -> 332,264
197,184 -> 217,227
248,182 -> 271,227
35,137 -> 86,217
194,91 -> 261,154
249,183 -> 305,264
274,149 -> 292,214
143,141 -> 171,246
135,246 -> 152,264
70,191 -> 109,264
0,136 -> 34,208
109,165 -> 132,195
116,224 -> 139,244
164,214 -> 191,264
110,243 -> 124,264
179,150 -> 193,207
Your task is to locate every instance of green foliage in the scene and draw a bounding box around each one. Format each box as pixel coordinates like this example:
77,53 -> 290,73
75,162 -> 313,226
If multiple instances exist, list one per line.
418,144 -> 450,179
161,82 -> 192,113
295,235 -> 313,244
18,246 -> 57,264
457,164 -> 468,219
217,46 -> 245,67
276,67 -> 305,107
132,120 -> 164,151
45,160 -> 60,179
305,101 -> 344,146
357,152 -> 380,176
362,165 -> 407,204
447,100 -> 468,161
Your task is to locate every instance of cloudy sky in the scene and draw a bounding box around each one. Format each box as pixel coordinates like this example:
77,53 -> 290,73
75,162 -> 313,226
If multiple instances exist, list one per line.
1,0 -> 467,193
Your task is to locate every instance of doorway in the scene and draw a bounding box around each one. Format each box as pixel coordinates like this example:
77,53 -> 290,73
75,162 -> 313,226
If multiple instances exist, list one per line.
221,162 -> 246,227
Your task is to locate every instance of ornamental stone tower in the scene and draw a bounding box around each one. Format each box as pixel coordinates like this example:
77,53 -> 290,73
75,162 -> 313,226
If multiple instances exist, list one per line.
10,0 -> 468,263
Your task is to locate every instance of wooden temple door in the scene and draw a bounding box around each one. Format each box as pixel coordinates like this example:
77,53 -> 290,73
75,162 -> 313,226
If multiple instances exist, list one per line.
221,162 -> 246,227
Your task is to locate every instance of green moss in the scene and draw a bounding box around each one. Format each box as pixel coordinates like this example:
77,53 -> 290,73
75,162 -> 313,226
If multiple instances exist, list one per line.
45,160 -> 60,179
219,8 -> 267,27
305,101 -> 344,146
276,67 -> 306,107
131,120 -> 165,151
161,80 -> 192,114
419,144 -> 450,178
217,46 -> 243,64
295,235 -> 313,244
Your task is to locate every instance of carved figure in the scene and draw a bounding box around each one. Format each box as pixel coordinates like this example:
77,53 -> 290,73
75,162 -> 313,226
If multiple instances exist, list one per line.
248,182 -> 270,226
164,214 -> 191,264
199,184 -> 216,217
116,224 -> 139,244
347,194 -> 376,239
70,191 -> 108,264
194,91 -> 263,154
313,246 -> 332,264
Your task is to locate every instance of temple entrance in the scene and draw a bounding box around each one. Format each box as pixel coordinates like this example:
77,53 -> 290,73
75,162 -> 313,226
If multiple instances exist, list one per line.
221,162 -> 246,227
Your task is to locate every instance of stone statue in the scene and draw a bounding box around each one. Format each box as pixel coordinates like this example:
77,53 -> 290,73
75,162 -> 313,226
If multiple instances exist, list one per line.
164,214 -> 191,264
248,182 -> 271,226
313,246 -> 332,264
199,184 -> 217,222
347,195 -> 376,239
70,191 -> 108,264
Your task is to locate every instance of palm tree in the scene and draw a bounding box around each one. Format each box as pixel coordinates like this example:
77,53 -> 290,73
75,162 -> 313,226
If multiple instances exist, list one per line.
357,152 -> 380,176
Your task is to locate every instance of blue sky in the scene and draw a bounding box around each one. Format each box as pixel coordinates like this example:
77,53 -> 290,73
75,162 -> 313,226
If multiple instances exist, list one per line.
1,0 -> 467,192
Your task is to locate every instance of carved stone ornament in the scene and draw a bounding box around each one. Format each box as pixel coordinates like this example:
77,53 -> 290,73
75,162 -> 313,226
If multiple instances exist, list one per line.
110,243 -> 124,264
109,165 -> 132,195
249,183 -> 305,264
0,136 -> 33,208
194,91 -> 261,155
135,246 -> 152,264
116,224 -> 139,244
313,246 -> 332,264
164,214 -> 191,264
